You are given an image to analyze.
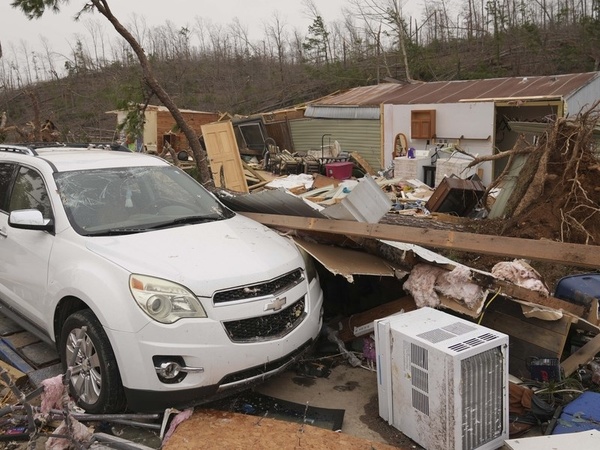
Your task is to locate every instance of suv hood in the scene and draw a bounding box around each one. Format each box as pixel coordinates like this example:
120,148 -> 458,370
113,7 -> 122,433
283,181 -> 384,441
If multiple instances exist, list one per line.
85,215 -> 302,297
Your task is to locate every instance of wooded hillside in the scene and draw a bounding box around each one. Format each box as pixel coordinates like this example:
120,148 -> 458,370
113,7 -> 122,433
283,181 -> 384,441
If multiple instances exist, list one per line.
1,0 -> 600,145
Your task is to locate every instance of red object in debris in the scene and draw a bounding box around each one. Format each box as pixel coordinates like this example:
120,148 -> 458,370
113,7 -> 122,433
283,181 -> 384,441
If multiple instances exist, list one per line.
325,162 -> 353,180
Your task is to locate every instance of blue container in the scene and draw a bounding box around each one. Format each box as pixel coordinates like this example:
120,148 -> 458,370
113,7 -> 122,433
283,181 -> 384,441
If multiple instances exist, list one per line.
552,391 -> 600,434
554,273 -> 600,306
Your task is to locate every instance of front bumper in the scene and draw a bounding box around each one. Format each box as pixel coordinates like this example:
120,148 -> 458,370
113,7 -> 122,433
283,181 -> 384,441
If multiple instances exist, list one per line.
124,338 -> 314,412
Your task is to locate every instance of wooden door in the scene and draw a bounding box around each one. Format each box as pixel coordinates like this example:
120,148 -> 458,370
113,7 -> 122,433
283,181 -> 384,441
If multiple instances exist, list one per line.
201,121 -> 249,193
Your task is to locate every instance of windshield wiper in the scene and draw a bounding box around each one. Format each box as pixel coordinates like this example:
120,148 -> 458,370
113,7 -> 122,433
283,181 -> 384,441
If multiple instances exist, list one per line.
149,215 -> 222,229
87,227 -> 151,236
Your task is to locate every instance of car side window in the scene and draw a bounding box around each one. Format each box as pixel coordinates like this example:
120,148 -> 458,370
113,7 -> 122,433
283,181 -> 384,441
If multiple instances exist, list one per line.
8,166 -> 53,220
0,162 -> 17,213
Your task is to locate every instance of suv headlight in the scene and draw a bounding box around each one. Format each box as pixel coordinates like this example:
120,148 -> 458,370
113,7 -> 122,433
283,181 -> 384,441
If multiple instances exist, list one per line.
130,274 -> 207,324
298,247 -> 318,283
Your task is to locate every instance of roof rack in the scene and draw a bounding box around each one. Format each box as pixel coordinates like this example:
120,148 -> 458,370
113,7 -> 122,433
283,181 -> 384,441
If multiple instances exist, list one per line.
0,145 -> 37,156
0,142 -> 132,155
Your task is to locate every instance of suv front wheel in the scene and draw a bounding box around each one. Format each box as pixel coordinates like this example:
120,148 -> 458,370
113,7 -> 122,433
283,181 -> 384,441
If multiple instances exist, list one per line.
59,310 -> 127,413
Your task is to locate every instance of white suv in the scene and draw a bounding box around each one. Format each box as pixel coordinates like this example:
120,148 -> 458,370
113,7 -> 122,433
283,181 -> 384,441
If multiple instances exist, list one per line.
0,144 -> 323,413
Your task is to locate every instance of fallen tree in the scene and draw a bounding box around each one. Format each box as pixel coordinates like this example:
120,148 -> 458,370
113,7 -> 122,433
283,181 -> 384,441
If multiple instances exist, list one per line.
473,105 -> 600,245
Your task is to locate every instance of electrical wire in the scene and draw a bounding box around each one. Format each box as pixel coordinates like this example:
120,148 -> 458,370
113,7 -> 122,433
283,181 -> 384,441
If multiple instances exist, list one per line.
478,288 -> 502,325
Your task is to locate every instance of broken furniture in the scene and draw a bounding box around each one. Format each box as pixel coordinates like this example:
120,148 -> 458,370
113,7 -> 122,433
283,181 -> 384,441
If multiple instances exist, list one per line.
263,138 -> 303,175
393,132 -> 408,158
425,175 -> 485,216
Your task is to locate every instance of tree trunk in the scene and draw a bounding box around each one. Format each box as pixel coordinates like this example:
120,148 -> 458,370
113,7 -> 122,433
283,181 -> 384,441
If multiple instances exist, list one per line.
92,0 -> 213,187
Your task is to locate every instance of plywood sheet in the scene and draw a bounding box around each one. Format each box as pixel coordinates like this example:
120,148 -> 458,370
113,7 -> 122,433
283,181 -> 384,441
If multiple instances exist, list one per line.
163,409 -> 405,450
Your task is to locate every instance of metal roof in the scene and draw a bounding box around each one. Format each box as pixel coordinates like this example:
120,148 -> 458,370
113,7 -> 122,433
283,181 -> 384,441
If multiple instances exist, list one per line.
310,72 -> 600,107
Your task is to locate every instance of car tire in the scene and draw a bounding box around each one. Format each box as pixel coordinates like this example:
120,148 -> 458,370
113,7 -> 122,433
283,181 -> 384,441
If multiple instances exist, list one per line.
59,309 -> 127,413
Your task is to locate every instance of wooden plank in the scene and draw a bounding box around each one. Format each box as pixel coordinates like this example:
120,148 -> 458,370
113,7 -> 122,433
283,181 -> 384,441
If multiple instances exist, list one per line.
242,160 -> 266,183
350,152 -> 375,175
335,296 -> 417,342
484,309 -> 570,353
240,213 -> 600,269
561,332 -> 600,377
3,331 -> 39,349
477,278 -> 586,317
0,360 -> 27,385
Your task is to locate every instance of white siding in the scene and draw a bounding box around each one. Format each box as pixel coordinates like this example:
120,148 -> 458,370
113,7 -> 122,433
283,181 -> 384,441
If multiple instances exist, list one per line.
383,102 -> 496,185
566,77 -> 600,115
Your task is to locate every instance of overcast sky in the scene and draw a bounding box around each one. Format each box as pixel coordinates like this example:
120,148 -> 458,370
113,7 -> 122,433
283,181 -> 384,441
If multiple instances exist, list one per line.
1,0 -> 355,57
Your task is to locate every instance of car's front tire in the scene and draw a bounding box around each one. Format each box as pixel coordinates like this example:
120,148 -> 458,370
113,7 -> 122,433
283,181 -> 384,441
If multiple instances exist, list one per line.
59,309 -> 127,413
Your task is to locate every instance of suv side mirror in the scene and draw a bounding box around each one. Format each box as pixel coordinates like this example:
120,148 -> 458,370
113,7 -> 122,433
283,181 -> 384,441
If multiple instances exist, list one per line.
9,209 -> 54,231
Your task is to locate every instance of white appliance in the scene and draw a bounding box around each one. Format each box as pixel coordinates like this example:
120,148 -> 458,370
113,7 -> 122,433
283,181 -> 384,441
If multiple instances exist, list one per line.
375,307 -> 509,450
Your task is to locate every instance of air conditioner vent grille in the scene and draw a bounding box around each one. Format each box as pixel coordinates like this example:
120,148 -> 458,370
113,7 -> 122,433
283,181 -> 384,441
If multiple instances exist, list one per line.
412,388 -> 430,416
463,337 -> 484,347
448,333 -> 503,353
479,332 -> 500,342
411,366 -> 429,393
411,343 -> 428,369
419,321 -> 479,344
442,322 -> 476,335
461,346 -> 505,449
418,328 -> 454,343
448,343 -> 470,352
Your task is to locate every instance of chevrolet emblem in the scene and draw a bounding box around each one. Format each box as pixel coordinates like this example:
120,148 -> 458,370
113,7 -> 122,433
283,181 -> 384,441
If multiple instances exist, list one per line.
265,297 -> 286,312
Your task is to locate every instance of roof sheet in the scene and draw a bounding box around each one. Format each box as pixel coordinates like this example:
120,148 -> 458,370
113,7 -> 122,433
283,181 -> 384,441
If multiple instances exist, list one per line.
311,72 -> 600,106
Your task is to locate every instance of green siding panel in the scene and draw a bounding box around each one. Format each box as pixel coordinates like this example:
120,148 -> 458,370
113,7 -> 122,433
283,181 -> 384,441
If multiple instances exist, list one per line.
289,118 -> 382,171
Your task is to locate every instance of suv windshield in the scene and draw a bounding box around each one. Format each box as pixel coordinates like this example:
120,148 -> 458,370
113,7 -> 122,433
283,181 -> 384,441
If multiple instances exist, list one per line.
55,165 -> 233,236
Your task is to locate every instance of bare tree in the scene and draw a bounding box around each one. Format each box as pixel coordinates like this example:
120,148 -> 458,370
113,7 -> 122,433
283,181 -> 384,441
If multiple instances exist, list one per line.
265,12 -> 287,82
11,0 -> 213,186
349,0 -> 416,82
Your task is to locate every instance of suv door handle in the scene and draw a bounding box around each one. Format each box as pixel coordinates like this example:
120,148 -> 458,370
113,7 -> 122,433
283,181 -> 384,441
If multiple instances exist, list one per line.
0,228 -> 7,238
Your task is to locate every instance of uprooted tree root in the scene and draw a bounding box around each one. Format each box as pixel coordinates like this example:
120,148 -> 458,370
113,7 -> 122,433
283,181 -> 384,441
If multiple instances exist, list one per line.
480,107 -> 600,245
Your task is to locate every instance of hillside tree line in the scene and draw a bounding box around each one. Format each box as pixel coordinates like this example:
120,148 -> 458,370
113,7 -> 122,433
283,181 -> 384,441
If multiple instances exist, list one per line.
1,0 -> 600,144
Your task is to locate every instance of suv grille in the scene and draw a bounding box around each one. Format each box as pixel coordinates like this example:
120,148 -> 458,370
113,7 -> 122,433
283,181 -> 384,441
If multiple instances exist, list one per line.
223,298 -> 306,342
213,269 -> 303,304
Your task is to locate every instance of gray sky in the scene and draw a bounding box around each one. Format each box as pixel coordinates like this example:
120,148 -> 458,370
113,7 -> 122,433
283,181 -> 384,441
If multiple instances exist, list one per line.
1,0 -> 353,57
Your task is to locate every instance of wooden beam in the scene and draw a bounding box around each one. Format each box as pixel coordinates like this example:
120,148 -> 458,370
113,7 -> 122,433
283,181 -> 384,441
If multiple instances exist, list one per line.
474,278 -> 586,317
561,333 -> 600,377
240,213 -> 600,269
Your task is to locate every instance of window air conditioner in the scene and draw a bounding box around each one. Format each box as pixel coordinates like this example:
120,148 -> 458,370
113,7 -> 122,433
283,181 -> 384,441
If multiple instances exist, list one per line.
375,307 -> 509,450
